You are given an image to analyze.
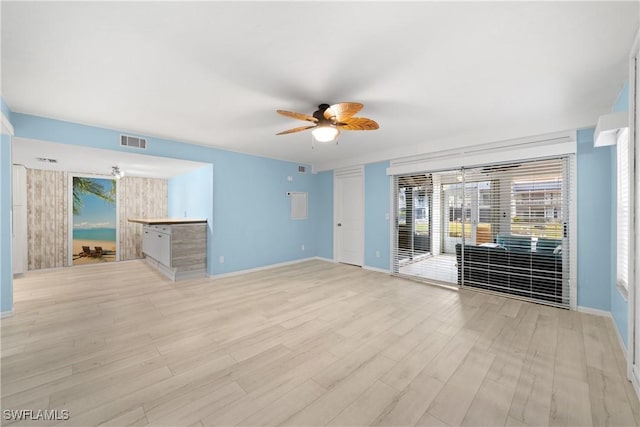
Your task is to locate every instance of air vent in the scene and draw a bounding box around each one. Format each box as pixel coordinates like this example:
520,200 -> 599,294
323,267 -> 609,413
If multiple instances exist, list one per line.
120,134 -> 147,149
36,157 -> 58,163
298,165 -> 306,173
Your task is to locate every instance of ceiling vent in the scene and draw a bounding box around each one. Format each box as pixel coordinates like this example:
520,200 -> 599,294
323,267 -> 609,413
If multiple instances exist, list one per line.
298,165 -> 307,173
120,134 -> 147,149
36,157 -> 57,163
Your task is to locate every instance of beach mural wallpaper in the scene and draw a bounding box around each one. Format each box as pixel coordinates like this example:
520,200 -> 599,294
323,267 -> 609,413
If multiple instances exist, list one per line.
72,177 -> 117,265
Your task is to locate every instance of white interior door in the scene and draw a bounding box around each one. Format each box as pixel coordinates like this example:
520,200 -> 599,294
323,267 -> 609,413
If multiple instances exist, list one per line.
11,165 -> 27,275
335,168 -> 364,266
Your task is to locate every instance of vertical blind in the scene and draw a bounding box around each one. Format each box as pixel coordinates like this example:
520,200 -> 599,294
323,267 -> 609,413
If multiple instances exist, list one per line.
392,156 -> 573,307
617,127 -> 630,291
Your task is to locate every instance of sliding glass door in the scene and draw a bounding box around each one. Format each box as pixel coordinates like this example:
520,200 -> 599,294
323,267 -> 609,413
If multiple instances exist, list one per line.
392,156 -> 573,307
396,175 -> 432,262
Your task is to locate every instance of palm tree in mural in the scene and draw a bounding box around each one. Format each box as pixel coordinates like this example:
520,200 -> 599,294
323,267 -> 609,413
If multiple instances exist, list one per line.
72,177 -> 116,215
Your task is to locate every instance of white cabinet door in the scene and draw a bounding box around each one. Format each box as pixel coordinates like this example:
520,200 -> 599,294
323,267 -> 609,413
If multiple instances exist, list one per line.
156,233 -> 171,267
142,226 -> 155,259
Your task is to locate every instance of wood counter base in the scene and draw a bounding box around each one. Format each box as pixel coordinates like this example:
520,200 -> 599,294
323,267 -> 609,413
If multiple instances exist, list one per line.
139,222 -> 207,281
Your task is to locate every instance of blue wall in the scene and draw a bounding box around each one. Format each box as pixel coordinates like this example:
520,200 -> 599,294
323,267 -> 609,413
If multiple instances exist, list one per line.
4,109 -> 624,320
168,165 -> 215,275
12,113 -> 316,276
314,171 -> 333,259
1,98 -> 12,121
576,128 -> 613,311
209,152 -> 315,274
312,131 -> 615,310
364,161 -> 391,271
1,100 -> 13,314
610,82 -> 630,347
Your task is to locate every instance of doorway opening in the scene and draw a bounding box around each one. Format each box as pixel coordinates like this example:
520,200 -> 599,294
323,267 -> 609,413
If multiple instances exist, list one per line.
70,175 -> 118,265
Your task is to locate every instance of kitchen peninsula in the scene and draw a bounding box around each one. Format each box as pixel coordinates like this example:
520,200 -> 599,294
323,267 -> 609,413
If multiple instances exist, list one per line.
128,218 -> 207,281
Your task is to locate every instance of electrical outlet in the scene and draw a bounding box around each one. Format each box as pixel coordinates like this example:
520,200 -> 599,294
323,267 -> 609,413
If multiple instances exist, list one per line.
219,256 -> 224,264
385,213 -> 390,220
301,244 -> 305,251
375,250 -> 381,258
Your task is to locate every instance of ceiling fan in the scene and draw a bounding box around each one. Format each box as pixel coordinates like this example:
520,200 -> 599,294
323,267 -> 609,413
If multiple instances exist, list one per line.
276,102 -> 379,144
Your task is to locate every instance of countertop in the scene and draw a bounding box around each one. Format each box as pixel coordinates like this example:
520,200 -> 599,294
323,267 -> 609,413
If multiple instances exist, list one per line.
128,218 -> 207,225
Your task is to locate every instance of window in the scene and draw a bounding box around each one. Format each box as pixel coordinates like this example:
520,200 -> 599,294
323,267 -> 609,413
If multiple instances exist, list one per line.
617,127 -> 630,295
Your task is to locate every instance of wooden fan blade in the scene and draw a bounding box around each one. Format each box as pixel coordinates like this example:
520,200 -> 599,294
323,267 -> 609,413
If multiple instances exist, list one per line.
323,102 -> 363,121
277,110 -> 318,123
276,125 -> 317,135
336,117 -> 379,131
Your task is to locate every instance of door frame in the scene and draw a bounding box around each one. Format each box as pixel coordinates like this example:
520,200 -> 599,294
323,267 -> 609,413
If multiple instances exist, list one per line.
441,181 -> 481,254
333,166 -> 365,266
67,173 -> 120,265
627,29 -> 639,398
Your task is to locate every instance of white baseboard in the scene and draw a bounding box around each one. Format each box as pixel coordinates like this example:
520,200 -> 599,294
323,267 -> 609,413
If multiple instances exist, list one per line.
313,256 -> 336,263
211,257 -> 319,279
577,306 -> 611,317
612,316 -> 628,356
632,372 -> 640,403
363,265 -> 391,274
1,309 -> 14,318
578,306 -> 628,362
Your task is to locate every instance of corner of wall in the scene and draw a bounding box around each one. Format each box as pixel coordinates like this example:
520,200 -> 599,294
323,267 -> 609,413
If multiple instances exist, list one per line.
576,127 -> 613,312
1,99 -> 14,313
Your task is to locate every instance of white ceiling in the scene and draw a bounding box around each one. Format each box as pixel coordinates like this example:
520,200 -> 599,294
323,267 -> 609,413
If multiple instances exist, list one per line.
2,1 -> 638,171
13,138 -> 208,179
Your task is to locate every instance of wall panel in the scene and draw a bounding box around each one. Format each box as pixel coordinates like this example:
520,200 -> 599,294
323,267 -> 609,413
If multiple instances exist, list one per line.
26,169 -> 68,270
118,177 -> 167,261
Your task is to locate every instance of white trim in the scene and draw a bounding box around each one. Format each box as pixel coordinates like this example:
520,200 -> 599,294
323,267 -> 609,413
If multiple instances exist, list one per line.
569,155 -> 578,311
333,165 -> 365,266
1,310 -> 14,318
334,166 -> 365,178
26,257 -> 143,274
210,257 -> 320,279
628,28 -> 640,395
387,131 -> 576,176
389,175 -> 395,275
1,110 -> 14,136
362,265 -> 391,274
594,112 -> 628,147
115,178 -> 120,262
613,314 -> 629,360
577,305 -> 612,317
578,306 -> 628,364
313,256 -> 336,263
632,372 -> 640,404
314,129 -> 579,173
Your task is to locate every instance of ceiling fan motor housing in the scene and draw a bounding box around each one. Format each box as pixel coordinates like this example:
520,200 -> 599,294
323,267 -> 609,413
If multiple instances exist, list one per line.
313,104 -> 331,122
276,102 -> 378,137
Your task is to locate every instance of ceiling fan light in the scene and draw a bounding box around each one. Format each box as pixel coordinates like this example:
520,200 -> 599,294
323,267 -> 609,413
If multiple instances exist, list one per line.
312,126 -> 339,143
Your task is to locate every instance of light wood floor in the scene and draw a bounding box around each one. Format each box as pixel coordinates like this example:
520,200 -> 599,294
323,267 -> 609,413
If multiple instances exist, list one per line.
2,260 -> 639,427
